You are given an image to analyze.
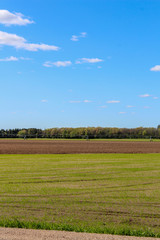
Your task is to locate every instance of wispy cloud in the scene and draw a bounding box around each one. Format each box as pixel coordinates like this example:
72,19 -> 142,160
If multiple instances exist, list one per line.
71,32 -> 87,41
150,65 -> 160,72
76,58 -> 103,64
0,56 -> 18,62
41,99 -> 48,103
107,100 -> 120,103
144,106 -> 150,109
0,56 -> 32,62
83,100 -> 92,103
81,32 -> 87,37
43,61 -> 72,67
139,94 -> 151,98
20,57 -> 32,60
69,100 -> 92,103
126,105 -> 135,108
100,105 -> 107,108
69,101 -> 81,103
0,10 -> 34,26
71,35 -> 79,42
119,112 -> 126,114
0,31 -> 60,51
153,96 -> 158,99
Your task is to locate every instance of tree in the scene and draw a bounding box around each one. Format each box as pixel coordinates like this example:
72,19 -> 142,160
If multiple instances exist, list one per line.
17,129 -> 27,138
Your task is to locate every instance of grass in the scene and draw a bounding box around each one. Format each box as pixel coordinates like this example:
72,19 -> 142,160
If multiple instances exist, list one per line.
0,153 -> 160,237
0,219 -> 159,237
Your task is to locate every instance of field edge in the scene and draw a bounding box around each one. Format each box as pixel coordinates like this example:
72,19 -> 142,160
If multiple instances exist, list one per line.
0,218 -> 159,238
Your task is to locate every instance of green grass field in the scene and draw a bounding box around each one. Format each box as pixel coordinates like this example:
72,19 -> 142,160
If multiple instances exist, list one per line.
0,153 -> 160,237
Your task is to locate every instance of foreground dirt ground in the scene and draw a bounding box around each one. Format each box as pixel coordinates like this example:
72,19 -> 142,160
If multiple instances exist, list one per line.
0,139 -> 160,154
0,228 -> 160,240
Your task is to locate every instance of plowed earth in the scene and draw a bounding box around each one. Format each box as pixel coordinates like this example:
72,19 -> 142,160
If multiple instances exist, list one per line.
0,139 -> 160,154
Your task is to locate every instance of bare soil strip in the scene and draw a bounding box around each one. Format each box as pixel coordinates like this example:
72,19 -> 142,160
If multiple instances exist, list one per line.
0,139 -> 160,154
0,228 -> 160,240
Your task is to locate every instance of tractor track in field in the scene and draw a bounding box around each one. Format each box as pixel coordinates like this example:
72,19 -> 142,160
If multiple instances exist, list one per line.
1,140 -> 160,239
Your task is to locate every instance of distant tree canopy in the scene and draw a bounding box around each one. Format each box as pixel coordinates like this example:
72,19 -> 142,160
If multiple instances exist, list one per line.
0,126 -> 160,139
17,129 -> 28,138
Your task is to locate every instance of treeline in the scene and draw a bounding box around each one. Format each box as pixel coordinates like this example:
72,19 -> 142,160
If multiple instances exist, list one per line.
0,126 -> 160,139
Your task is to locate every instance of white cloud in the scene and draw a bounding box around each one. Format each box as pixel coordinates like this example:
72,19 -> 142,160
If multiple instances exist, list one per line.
119,112 -> 126,114
100,105 -> 107,108
150,65 -> 160,72
144,106 -> 150,109
126,105 -> 135,108
71,32 -> 87,41
71,35 -> 79,41
43,60 -> 72,67
69,101 -> 81,103
69,99 -> 92,103
0,56 -> 18,62
43,62 -> 52,67
41,99 -> 48,103
0,31 -> 59,51
139,94 -> 151,98
107,100 -> 120,103
153,96 -> 158,99
83,100 -> 92,103
0,56 -> 32,62
20,57 -> 32,60
80,32 -> 87,37
0,10 -> 34,26
76,58 -> 103,64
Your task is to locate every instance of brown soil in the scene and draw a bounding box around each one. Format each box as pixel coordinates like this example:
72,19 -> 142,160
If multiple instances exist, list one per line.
0,139 -> 160,154
0,228 -> 160,240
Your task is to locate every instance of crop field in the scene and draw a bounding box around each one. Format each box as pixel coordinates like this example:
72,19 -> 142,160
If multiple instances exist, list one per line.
0,153 -> 160,237
1,139 -> 160,154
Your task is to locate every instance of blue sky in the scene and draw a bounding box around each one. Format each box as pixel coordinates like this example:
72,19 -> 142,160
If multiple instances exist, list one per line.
0,0 -> 160,129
